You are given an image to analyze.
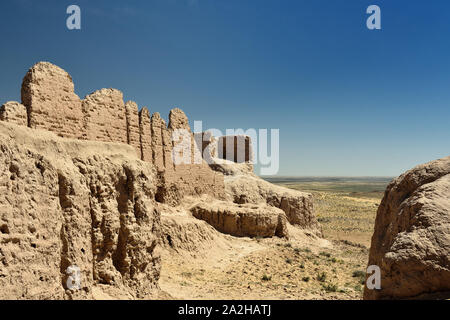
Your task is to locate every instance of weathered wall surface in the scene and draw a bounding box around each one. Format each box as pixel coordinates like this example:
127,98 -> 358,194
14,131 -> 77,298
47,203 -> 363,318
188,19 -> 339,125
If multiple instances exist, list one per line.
21,62 -> 85,139
0,122 -> 161,299
159,108 -> 225,204
139,107 -> 152,162
125,101 -> 141,157
0,101 -> 28,126
82,89 -> 128,144
151,112 -> 166,172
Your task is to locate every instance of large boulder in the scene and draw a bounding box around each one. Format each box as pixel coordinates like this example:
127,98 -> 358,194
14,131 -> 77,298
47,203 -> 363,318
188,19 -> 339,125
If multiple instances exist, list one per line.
364,156 -> 450,300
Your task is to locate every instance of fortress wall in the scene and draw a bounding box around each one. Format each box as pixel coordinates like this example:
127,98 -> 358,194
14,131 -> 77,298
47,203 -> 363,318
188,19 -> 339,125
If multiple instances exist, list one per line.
82,89 -> 128,144
139,107 -> 152,162
21,62 -> 85,139
2,62 -> 225,205
0,101 -> 28,126
218,135 -> 253,163
125,101 -> 141,158
163,108 -> 225,201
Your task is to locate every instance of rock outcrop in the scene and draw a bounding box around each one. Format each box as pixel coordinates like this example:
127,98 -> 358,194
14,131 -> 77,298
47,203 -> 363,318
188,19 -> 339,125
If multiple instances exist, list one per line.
364,157 -> 450,300
0,122 -> 160,299
211,158 -> 320,234
190,200 -> 288,238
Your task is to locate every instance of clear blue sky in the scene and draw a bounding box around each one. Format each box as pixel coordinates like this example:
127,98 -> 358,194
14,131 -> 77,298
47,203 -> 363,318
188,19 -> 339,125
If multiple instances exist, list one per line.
1,0 -> 449,176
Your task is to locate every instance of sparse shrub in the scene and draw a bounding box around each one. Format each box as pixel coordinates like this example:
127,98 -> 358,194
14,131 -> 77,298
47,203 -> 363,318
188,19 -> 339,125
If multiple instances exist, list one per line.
262,274 -> 272,281
317,272 -> 327,282
330,257 -> 337,263
319,251 -> 331,258
302,276 -> 310,282
322,283 -> 338,292
352,270 -> 365,278
284,243 -> 292,248
352,270 -> 366,285
294,248 -> 300,254
299,263 -> 305,269
285,258 -> 293,264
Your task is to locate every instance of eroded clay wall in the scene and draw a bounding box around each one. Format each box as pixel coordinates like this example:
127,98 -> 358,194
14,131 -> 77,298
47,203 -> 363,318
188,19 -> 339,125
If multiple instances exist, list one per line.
125,101 -> 141,157
82,89 -> 128,144
161,108 -> 225,202
0,101 -> 28,126
151,112 -> 166,171
21,62 -> 85,139
139,107 -> 152,162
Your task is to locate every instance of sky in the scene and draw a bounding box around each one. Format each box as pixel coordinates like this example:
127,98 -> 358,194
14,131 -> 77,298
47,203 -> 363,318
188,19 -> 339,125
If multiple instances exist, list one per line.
0,0 -> 449,176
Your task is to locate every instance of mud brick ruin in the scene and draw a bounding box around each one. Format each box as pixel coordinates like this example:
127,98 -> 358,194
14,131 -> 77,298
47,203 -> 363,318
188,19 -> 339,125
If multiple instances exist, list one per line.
1,62 -> 235,204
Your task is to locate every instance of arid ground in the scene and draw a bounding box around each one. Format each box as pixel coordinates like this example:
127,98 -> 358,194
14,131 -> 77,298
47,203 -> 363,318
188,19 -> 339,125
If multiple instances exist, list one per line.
159,177 -> 392,300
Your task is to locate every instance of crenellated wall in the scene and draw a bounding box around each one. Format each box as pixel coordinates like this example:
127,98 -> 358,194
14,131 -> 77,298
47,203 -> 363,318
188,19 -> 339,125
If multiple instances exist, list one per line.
1,62 -> 224,203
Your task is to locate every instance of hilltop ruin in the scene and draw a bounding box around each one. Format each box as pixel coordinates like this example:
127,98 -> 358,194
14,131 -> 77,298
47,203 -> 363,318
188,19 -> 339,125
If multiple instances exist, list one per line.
0,62 -> 319,299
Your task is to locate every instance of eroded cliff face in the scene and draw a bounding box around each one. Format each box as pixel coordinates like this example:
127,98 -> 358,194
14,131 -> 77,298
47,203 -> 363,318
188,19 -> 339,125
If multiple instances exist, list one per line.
0,122 -> 161,299
364,157 -> 450,300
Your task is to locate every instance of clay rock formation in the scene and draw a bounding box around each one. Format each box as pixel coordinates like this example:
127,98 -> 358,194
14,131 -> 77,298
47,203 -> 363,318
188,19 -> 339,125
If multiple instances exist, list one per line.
190,200 -> 288,238
210,157 -> 320,234
364,156 -> 450,300
0,101 -> 27,126
0,122 -> 160,299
